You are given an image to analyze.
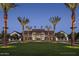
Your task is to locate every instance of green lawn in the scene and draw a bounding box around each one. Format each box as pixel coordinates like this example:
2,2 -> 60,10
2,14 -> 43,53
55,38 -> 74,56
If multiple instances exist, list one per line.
0,42 -> 79,56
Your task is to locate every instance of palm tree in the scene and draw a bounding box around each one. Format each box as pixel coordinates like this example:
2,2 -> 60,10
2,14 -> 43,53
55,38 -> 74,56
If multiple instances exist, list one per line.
18,17 -> 29,41
65,3 -> 78,46
0,3 -> 16,46
49,16 -> 61,41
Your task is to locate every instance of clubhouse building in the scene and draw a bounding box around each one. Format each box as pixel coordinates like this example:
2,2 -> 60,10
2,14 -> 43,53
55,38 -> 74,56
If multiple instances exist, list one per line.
9,28 -> 69,42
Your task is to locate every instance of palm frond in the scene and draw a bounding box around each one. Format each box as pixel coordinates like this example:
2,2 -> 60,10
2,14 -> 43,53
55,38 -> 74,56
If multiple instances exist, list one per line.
26,26 -> 31,30
49,16 -> 61,26
0,3 -> 16,12
65,3 -> 78,11
18,17 -> 22,23
17,16 -> 29,26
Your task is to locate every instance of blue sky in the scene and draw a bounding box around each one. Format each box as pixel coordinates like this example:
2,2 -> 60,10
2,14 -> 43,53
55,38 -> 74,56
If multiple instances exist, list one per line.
0,3 -> 79,34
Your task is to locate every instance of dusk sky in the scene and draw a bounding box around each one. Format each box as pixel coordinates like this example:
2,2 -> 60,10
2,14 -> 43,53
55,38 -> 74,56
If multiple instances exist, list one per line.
0,3 -> 79,34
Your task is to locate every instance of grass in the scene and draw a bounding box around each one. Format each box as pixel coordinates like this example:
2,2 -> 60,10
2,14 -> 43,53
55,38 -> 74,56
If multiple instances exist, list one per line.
0,42 -> 79,56
0,45 -> 16,48
66,46 -> 79,49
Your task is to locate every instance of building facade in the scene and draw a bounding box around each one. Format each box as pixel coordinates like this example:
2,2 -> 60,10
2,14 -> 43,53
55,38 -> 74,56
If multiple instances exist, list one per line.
24,29 -> 56,41
9,29 -> 69,42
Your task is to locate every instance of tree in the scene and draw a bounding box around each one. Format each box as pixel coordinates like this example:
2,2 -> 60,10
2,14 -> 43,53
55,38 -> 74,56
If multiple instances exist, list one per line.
18,17 -> 29,41
68,32 -> 77,42
49,16 -> 61,40
0,3 -> 16,46
65,3 -> 78,46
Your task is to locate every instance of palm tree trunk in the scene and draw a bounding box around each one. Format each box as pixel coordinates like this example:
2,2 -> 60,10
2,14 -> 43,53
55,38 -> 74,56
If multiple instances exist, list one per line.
22,26 -> 25,41
3,10 -> 8,46
53,25 -> 56,41
71,10 -> 75,46
53,25 -> 56,34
